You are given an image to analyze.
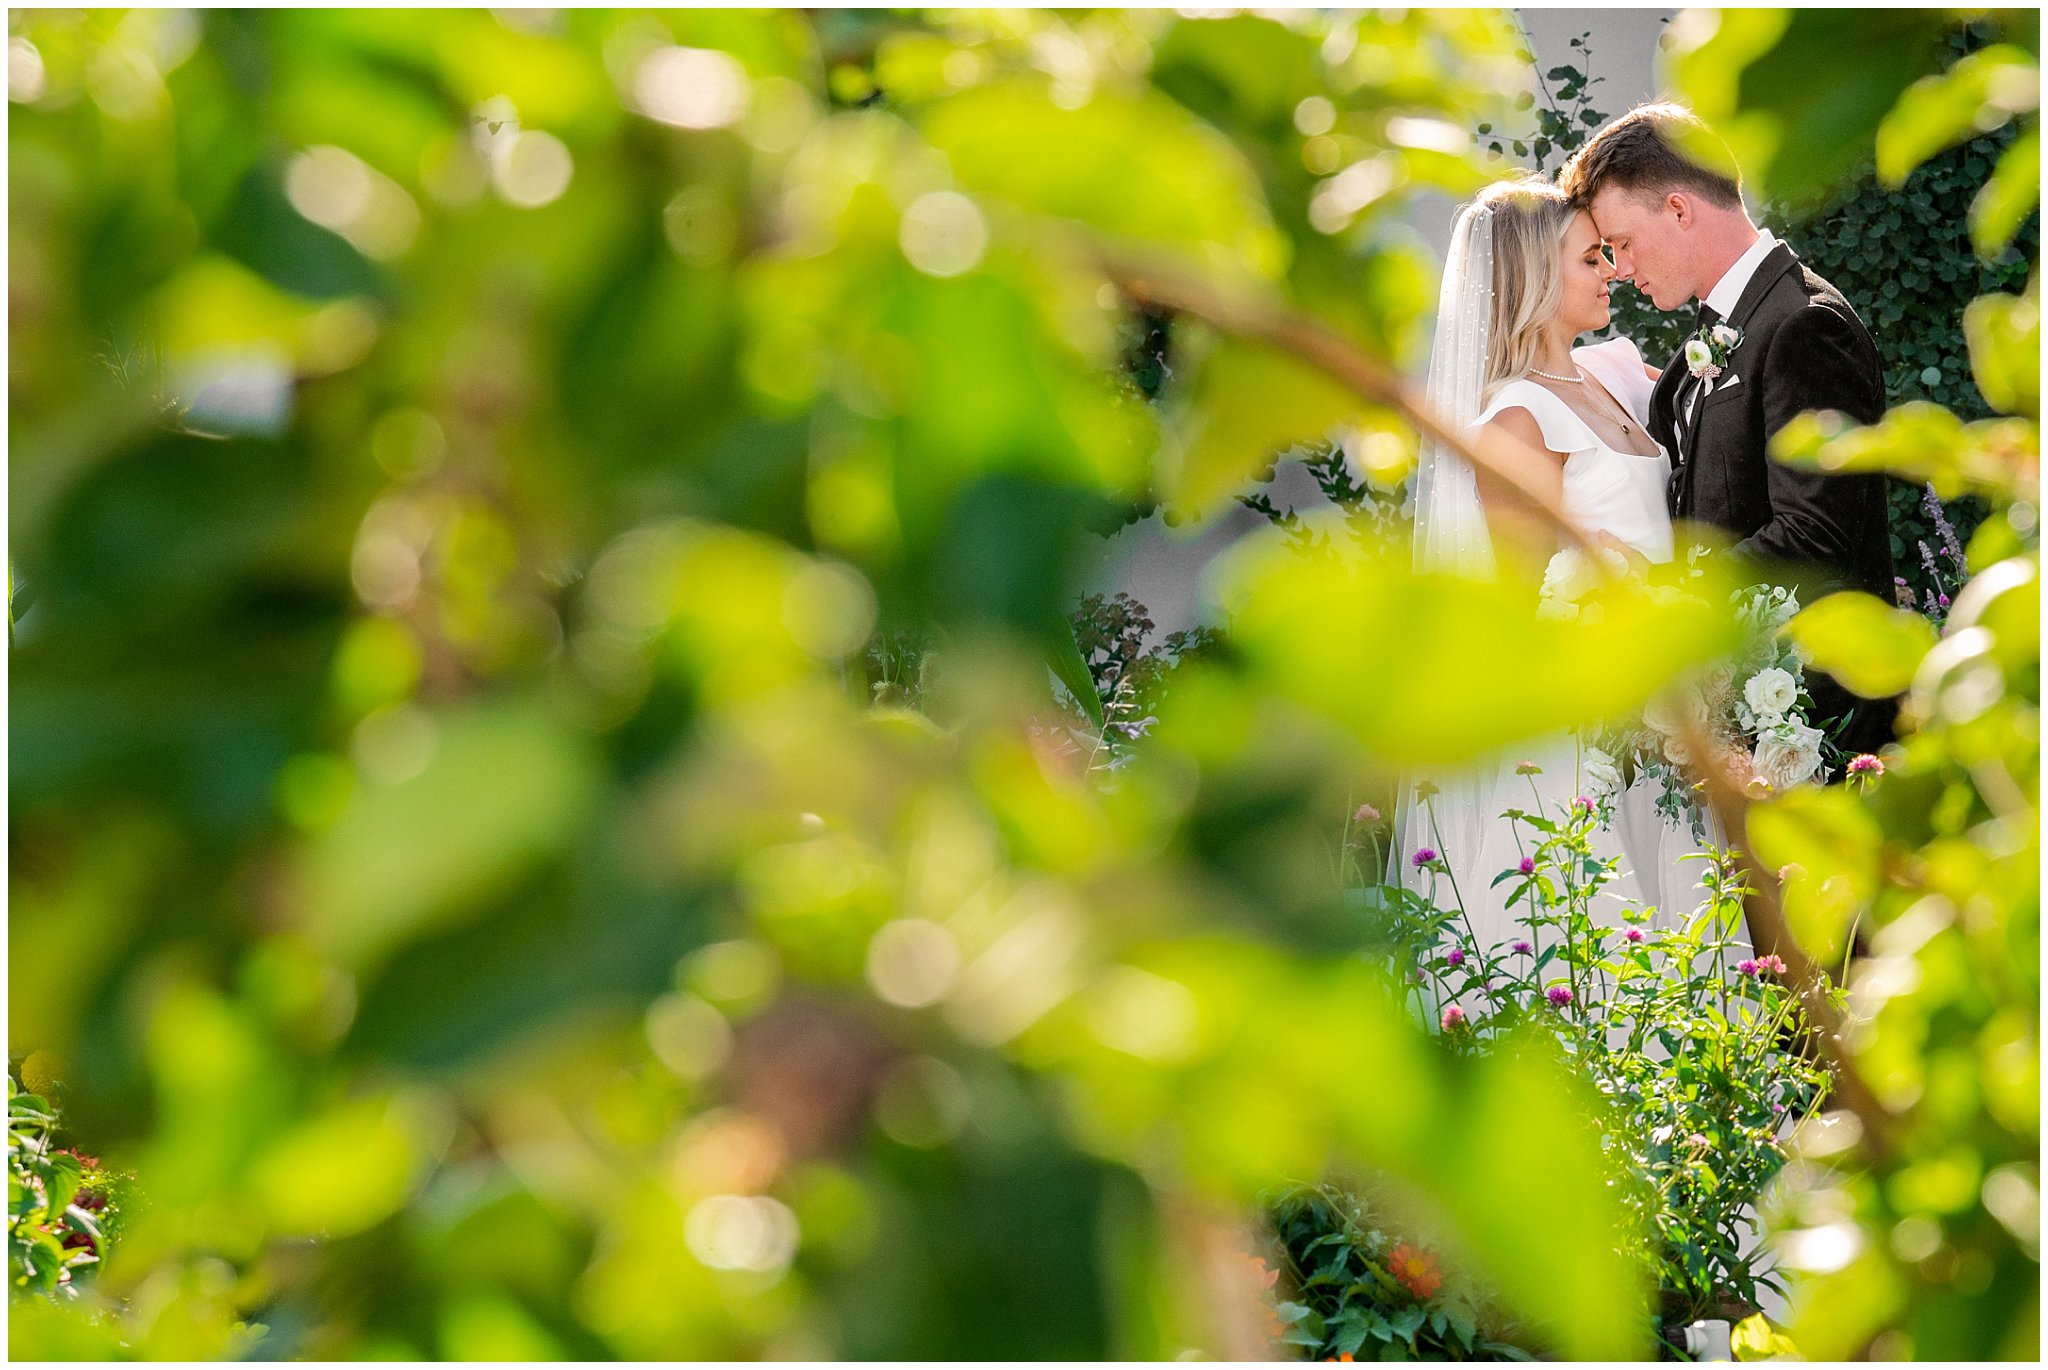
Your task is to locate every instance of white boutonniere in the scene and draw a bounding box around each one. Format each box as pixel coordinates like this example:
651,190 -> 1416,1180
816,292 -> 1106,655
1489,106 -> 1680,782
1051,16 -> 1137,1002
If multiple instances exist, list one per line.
1685,321 -> 1743,381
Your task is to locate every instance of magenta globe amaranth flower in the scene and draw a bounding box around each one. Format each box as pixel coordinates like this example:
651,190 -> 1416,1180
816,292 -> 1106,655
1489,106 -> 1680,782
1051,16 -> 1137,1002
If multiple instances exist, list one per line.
1623,926 -> 1645,944
1756,954 -> 1787,976
1570,796 -> 1594,815
1736,958 -> 1760,977
1517,856 -> 1535,875
1411,847 -> 1438,869
1354,802 -> 1382,824
1545,985 -> 1572,1007
1846,754 -> 1884,778
1510,939 -> 1532,956
1440,1004 -> 1468,1031
1443,947 -> 1465,968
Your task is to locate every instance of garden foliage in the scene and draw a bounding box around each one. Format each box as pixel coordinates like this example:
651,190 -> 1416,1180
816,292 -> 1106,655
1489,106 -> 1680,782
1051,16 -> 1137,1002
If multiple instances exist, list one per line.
5,7 -> 2037,1363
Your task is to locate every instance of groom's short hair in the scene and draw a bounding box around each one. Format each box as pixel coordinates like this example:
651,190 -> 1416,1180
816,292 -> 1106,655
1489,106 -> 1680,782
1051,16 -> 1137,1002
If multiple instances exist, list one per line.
1559,103 -> 1743,212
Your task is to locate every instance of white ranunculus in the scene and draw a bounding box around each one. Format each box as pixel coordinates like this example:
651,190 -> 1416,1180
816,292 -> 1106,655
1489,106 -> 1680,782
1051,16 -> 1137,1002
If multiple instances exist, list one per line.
1711,323 -> 1740,349
1744,667 -> 1798,721
1754,718 -> 1826,791
1541,548 -> 1595,604
1684,338 -> 1713,369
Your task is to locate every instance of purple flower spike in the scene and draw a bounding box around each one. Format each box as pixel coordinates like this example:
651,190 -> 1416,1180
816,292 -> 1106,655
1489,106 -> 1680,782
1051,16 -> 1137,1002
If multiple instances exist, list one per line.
1545,985 -> 1572,1007
1736,959 -> 1760,977
1444,947 -> 1466,968
1511,939 -> 1533,956
1517,856 -> 1535,876
1411,847 -> 1438,869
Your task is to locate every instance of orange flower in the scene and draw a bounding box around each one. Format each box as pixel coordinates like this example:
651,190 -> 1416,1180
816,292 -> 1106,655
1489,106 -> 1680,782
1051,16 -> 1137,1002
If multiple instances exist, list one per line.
1387,1243 -> 1443,1300
1237,1251 -> 1284,1341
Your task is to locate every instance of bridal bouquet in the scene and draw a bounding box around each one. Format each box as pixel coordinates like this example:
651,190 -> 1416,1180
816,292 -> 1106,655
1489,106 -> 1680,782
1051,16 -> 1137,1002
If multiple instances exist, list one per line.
1601,582 -> 1832,829
1538,551 -> 1834,829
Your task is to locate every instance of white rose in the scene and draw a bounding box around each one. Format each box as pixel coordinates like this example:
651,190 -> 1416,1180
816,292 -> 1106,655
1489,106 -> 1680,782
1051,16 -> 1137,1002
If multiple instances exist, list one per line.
1711,323 -> 1740,349
1541,549 -> 1596,605
1643,684 -> 1708,737
1583,745 -> 1623,800
1744,667 -> 1798,721
1754,718 -> 1825,791
1702,662 -> 1736,710
1662,732 -> 1693,765
1684,338 -> 1713,369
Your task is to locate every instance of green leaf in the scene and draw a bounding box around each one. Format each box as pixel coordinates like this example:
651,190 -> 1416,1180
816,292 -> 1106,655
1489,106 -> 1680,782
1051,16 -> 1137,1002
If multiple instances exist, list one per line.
1875,45 -> 2040,187
1746,786 -> 1885,963
919,78 -> 1288,284
1786,592 -> 1939,698
1045,614 -> 1105,728
1157,334 -> 1362,520
1964,287 -> 2040,421
291,695 -> 603,968
250,1093 -> 422,1238
1207,527 -> 1742,767
1971,123 -> 2041,257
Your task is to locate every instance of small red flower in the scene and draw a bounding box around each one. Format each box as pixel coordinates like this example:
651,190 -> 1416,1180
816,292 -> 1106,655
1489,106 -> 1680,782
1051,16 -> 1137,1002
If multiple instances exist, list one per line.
1387,1242 -> 1443,1300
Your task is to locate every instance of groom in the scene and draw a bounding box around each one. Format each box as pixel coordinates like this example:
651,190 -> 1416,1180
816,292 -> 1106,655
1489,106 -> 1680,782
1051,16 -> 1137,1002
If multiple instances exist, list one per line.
1559,104 -> 1896,755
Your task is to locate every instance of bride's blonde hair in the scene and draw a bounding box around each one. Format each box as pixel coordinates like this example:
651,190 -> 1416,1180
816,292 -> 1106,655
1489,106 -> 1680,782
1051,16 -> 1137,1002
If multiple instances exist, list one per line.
1472,178 -> 1574,400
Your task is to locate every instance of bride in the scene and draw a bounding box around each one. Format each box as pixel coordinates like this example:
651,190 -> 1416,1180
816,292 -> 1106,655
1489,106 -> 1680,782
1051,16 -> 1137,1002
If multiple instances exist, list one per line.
1395,177 -> 1732,953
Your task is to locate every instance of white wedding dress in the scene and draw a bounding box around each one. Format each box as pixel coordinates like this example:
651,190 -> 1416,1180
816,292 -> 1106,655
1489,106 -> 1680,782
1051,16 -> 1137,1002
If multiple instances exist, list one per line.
1403,337 -> 1730,953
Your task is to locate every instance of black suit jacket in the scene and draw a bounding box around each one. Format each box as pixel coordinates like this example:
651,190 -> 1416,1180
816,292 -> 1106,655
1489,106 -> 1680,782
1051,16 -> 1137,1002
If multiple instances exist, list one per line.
1648,242 -> 1897,752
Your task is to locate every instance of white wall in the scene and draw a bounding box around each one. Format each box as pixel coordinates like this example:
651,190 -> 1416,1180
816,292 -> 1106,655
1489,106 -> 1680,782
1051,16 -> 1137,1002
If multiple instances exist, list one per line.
1083,9 -> 1678,638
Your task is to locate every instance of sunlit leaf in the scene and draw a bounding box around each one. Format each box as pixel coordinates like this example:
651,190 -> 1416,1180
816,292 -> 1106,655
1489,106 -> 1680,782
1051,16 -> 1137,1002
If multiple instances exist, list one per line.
1210,524 -> 1742,767
1787,592 -> 1940,699
291,696 -> 602,967
1971,123 -> 2041,258
1772,403 -> 2040,502
920,78 -> 1289,283
1964,285 -> 2041,421
1157,333 -> 1362,520
1875,44 -> 2039,187
1747,785 -> 1886,964
250,1093 -> 423,1238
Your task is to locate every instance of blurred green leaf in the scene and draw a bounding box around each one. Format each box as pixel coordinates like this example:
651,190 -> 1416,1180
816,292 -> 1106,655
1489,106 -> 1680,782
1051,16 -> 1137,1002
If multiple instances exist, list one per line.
1666,9 -> 1953,204
251,1093 -> 423,1238
1771,403 -> 2038,502
1965,284 -> 2041,420
1158,333 -> 1361,520
1787,591 -> 1939,699
921,78 -> 1289,283
1971,123 -> 2041,257
1210,527 -> 1742,767
1747,785 -> 1886,964
291,695 -> 602,968
1875,44 -> 2040,187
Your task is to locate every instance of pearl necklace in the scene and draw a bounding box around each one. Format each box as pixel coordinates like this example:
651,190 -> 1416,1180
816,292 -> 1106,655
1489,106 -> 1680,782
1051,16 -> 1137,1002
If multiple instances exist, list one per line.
1531,365 -> 1637,436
